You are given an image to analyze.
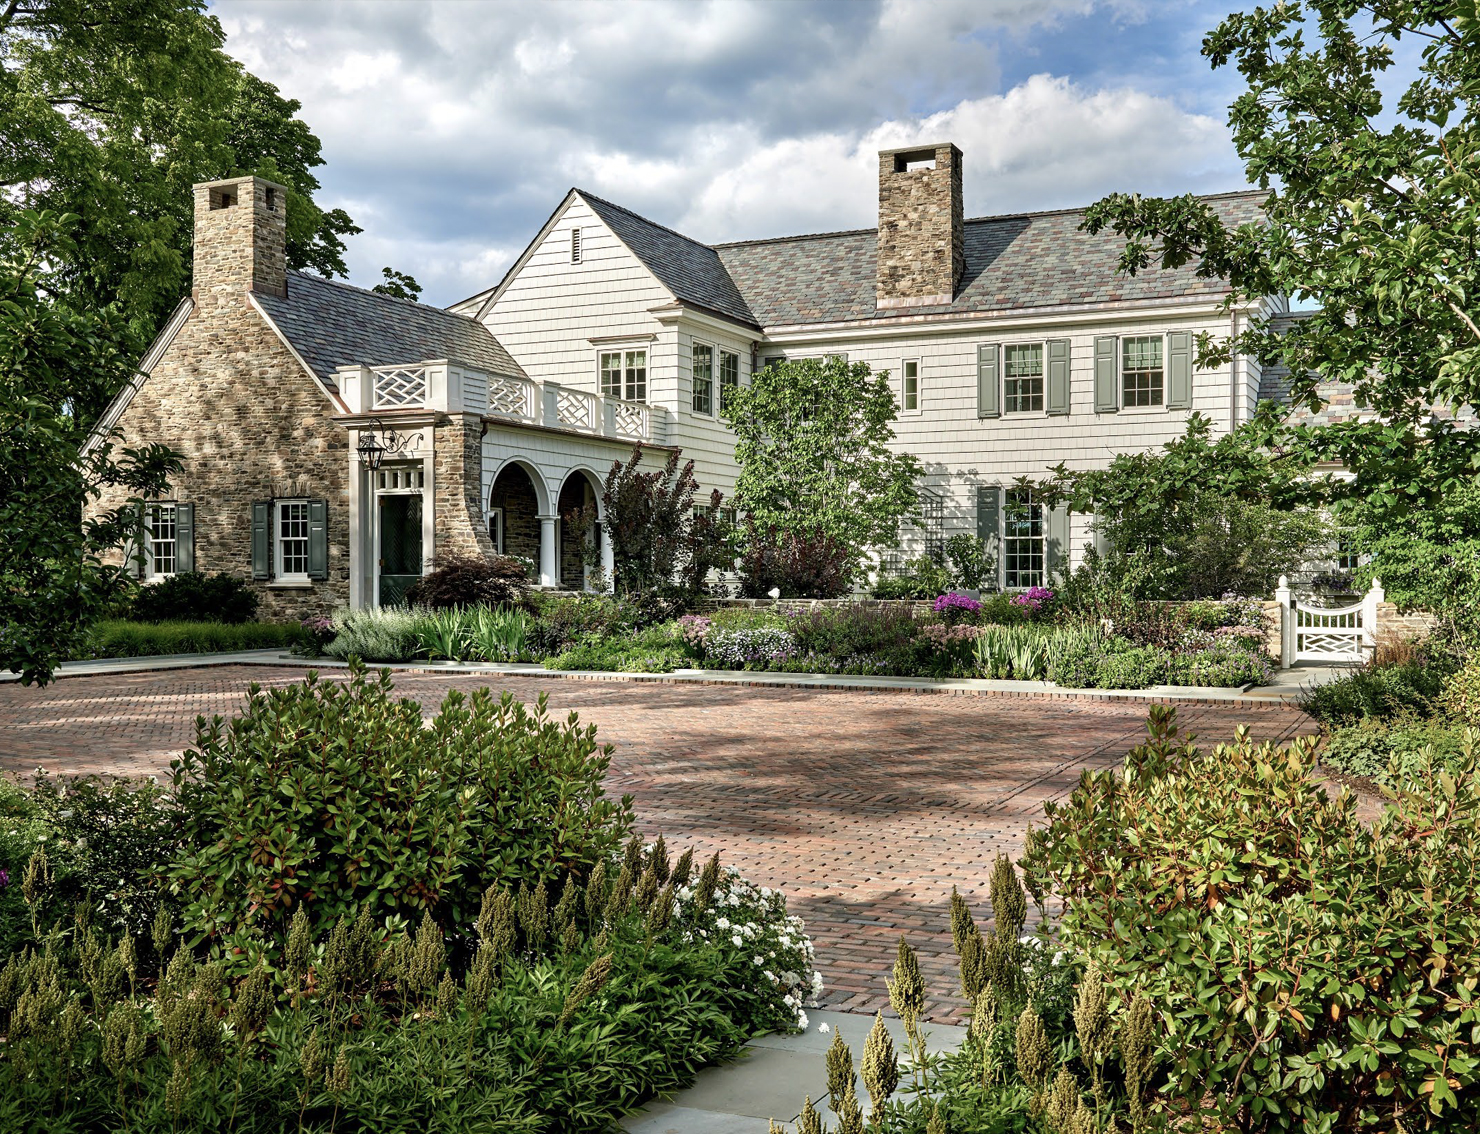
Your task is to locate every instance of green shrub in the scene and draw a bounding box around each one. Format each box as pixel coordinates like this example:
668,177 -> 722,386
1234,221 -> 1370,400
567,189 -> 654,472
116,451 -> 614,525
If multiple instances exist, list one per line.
322,606 -> 426,662
789,604 -> 919,658
545,625 -> 688,673
76,618 -> 305,659
871,553 -> 952,600
528,592 -> 625,654
168,664 -> 635,952
1022,706 -> 1480,1130
975,591 -> 1030,625
1441,655 -> 1480,726
1089,645 -> 1168,689
1322,718 -> 1475,785
130,570 -> 259,623
1302,657 -> 1452,725
1163,644 -> 1274,688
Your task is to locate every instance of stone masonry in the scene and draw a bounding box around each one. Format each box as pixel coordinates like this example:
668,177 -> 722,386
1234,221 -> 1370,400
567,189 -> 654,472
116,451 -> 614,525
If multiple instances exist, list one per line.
876,143 -> 964,309
88,176 -> 349,620
431,415 -> 496,563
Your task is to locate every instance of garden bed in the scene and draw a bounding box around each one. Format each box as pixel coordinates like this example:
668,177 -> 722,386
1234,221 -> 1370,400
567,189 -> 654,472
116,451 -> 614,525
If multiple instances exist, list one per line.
72,618 -> 309,659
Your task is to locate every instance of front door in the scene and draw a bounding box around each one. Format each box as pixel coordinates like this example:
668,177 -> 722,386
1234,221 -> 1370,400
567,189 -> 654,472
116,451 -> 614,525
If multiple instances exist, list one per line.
377,494 -> 422,606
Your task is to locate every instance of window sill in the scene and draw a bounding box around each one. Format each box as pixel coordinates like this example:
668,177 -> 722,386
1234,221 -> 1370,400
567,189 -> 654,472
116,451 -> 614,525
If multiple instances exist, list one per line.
266,579 -> 315,590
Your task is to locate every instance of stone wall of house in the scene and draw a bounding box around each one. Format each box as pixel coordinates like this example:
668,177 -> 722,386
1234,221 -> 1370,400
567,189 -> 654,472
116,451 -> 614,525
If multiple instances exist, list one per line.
431,415 -> 496,564
557,477 -> 592,588
876,143 -> 964,307
87,175 -> 347,622
489,465 -> 541,562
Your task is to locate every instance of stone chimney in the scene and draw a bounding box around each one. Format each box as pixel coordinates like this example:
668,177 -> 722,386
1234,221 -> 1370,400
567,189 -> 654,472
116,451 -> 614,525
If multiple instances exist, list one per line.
191,175 -> 288,301
876,143 -> 964,309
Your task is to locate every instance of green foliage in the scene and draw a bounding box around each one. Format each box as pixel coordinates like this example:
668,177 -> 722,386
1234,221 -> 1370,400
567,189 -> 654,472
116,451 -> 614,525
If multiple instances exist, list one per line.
168,664 -> 635,952
872,554 -> 953,600
943,534 -> 996,593
1036,416 -> 1324,600
544,624 -> 688,673
725,357 -> 921,576
1080,5 -> 1480,510
370,267 -> 422,301
1442,655 -> 1480,728
1,212 -> 180,684
128,571 -> 259,624
322,606 -> 425,663
1022,706 -> 1480,1130
1302,657 -> 1453,726
1322,718 -> 1475,787
75,619 -> 306,659
737,520 -> 853,599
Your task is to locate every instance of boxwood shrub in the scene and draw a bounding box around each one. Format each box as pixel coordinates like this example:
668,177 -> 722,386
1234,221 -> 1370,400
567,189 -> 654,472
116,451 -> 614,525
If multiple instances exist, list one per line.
1022,705 -> 1480,1130
77,619 -> 306,659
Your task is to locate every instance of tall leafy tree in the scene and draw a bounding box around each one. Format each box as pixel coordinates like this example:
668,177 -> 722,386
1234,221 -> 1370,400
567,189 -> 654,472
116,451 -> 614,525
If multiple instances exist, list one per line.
0,0 -> 360,397
1,212 -> 181,684
1081,2 -> 1480,518
722,357 -> 921,574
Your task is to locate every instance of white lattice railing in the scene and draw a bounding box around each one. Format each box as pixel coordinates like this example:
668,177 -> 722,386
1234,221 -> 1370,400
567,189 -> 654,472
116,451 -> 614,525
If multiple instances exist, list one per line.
610,398 -> 649,440
372,365 -> 428,407
487,373 -> 537,420
556,387 -> 597,431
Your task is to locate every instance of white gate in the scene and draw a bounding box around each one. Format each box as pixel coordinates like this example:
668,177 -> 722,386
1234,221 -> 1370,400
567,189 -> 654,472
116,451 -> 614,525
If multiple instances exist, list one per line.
1275,576 -> 1383,667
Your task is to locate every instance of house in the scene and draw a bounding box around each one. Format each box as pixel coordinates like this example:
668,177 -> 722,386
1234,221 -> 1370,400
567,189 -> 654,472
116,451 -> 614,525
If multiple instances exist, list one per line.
88,143 -> 1288,617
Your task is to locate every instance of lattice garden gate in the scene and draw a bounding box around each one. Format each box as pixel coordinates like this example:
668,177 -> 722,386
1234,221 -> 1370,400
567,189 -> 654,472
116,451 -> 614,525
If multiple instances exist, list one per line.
1274,576 -> 1384,667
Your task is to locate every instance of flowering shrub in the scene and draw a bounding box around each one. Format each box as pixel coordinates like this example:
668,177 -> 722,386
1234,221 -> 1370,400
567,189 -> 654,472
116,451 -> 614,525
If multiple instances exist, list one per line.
933,592 -> 982,624
920,623 -> 986,647
1010,585 -> 1055,616
677,613 -> 712,651
675,863 -> 820,1033
703,627 -> 797,668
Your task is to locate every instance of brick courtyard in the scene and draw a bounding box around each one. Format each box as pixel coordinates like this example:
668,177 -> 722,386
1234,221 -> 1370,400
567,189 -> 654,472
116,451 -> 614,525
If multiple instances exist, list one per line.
0,666 -> 1316,1022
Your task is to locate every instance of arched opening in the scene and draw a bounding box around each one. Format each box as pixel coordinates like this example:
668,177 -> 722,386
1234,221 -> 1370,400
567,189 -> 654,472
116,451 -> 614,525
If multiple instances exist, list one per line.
488,462 -> 542,566
557,470 -> 602,590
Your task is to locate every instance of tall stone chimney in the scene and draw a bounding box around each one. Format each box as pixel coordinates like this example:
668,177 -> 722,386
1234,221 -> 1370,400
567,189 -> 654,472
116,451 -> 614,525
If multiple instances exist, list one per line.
876,143 -> 964,309
191,175 -> 288,301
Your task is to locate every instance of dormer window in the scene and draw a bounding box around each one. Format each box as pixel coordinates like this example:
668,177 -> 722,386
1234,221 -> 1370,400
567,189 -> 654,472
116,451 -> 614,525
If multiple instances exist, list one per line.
571,227 -> 583,264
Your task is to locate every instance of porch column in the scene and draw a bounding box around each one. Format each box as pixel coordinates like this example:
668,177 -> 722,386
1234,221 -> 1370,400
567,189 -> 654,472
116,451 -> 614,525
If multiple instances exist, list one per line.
538,514 -> 559,588
599,521 -> 615,592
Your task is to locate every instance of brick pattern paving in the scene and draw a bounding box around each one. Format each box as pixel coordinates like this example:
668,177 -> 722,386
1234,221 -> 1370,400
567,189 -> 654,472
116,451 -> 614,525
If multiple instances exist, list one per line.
0,666 -> 1316,1022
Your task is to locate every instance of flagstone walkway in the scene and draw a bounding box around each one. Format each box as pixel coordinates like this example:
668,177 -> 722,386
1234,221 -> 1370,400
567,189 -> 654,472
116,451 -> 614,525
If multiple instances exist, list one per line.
0,663 -> 1316,1023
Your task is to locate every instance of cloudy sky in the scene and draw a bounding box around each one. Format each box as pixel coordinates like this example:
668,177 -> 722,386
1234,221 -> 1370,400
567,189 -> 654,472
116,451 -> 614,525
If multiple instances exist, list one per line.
215,0 -> 1264,307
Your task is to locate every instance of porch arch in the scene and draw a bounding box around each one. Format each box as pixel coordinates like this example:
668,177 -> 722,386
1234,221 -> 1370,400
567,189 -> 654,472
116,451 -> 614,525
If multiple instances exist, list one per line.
557,467 -> 606,590
486,460 -> 549,566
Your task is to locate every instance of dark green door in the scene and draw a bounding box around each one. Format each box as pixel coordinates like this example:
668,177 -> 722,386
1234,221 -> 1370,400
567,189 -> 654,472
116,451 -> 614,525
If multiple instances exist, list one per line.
378,495 -> 422,606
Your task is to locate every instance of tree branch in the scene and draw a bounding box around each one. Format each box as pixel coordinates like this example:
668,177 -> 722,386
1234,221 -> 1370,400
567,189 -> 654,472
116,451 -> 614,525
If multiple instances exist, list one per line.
1448,301 -> 1480,346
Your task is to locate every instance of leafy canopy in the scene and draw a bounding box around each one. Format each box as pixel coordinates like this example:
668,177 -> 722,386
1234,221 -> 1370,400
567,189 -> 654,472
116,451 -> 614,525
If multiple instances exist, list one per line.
723,357 -> 921,573
1082,2 -> 1480,516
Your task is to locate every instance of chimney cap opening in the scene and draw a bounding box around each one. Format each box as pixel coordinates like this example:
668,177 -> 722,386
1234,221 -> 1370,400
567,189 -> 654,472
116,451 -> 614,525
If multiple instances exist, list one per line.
209,188 -> 235,210
891,147 -> 939,173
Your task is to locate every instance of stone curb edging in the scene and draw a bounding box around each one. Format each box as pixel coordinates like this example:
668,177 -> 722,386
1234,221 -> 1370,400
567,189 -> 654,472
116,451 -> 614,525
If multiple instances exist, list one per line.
16,651 -> 1310,710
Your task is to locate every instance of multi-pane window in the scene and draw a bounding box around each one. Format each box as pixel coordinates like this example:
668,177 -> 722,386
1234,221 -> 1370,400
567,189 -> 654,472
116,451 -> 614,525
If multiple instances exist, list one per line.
599,350 -> 647,402
719,350 -> 739,410
1335,536 -> 1360,572
1004,489 -> 1045,589
146,503 -> 177,577
1003,343 -> 1044,413
276,499 -> 310,579
692,343 -> 714,415
1122,336 -> 1164,407
901,359 -> 920,411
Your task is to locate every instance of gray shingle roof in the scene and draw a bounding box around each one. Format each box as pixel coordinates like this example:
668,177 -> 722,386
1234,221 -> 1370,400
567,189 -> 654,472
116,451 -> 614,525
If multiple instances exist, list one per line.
257,271 -> 526,390
577,192 -> 760,329
714,191 -> 1268,327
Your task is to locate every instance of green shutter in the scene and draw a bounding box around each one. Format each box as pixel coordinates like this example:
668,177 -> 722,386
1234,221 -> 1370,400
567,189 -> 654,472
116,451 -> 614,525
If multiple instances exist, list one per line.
1166,330 -> 1192,409
175,503 -> 195,573
307,499 -> 329,580
977,343 -> 1000,418
1046,338 -> 1071,416
1047,505 -> 1069,577
976,485 -> 1001,589
1094,336 -> 1118,413
251,501 -> 272,580
122,502 -> 144,578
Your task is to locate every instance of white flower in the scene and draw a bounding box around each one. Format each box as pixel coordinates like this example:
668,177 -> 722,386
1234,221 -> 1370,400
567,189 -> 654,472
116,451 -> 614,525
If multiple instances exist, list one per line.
716,917 -> 730,930
819,1022 -> 830,1034
732,935 -> 743,946
797,1010 -> 808,1030
754,956 -> 765,966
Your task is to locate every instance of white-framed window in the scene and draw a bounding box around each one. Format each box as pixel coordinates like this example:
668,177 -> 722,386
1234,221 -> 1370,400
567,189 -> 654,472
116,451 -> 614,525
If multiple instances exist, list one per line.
1003,488 -> 1045,589
1122,335 -> 1164,408
1335,535 -> 1361,572
692,342 -> 714,415
570,227 -> 583,264
599,349 -> 647,402
719,349 -> 740,411
145,502 -> 177,578
901,358 -> 920,412
488,507 -> 504,553
275,499 -> 310,581
1003,343 -> 1044,414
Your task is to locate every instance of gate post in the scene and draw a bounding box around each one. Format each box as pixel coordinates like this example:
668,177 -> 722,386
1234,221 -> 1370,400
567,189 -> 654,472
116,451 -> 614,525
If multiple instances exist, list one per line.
1274,575 -> 1293,669
1362,577 -> 1385,655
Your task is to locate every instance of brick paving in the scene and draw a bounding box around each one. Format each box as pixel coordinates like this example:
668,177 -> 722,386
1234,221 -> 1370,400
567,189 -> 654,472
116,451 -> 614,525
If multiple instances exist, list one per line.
0,665 -> 1316,1022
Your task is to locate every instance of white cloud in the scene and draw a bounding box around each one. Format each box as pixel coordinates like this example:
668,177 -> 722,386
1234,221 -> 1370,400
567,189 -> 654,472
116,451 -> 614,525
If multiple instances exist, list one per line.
214,0 -> 1241,304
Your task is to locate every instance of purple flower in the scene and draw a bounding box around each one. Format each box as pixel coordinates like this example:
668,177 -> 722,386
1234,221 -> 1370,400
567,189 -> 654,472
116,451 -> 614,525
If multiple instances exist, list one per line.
0,869 -> 8,888
1010,586 -> 1055,614
933,593 -> 982,615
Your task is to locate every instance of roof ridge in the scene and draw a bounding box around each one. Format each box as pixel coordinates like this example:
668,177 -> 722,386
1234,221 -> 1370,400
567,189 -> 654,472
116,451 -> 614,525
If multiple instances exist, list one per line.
712,188 -> 1265,250
574,189 -> 722,255
287,268 -> 482,322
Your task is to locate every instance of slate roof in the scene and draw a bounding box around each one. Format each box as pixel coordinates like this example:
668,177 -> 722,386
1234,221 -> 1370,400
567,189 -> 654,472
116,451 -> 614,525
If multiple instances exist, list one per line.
578,192 -> 760,329
714,191 -> 1267,327
257,270 -> 526,390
